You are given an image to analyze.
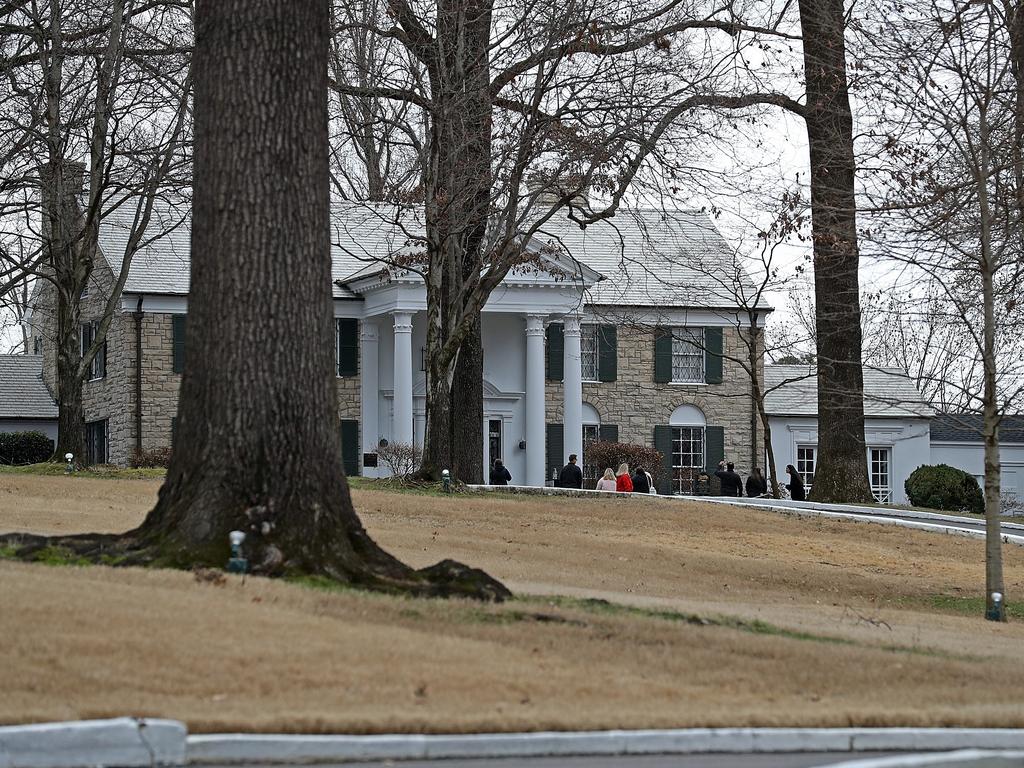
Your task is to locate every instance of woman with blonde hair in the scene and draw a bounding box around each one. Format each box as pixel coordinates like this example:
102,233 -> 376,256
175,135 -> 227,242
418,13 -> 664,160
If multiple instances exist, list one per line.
615,462 -> 634,493
596,468 -> 617,491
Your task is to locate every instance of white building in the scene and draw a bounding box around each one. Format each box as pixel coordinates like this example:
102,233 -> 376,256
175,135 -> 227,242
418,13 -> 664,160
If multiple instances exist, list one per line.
0,354 -> 58,443
930,413 -> 1024,508
764,364 -> 932,504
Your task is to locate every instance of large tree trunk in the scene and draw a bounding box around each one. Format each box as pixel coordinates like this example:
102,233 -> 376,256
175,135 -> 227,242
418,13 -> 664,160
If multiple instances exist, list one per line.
797,0 -> 873,503
452,316 -> 484,483
117,0 -> 507,600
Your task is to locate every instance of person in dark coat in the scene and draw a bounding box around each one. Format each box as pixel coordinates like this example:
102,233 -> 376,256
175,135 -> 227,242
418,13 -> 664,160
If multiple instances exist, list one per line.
557,454 -> 584,489
490,458 -> 512,486
631,465 -> 651,494
785,464 -> 805,501
714,461 -> 743,497
745,467 -> 768,498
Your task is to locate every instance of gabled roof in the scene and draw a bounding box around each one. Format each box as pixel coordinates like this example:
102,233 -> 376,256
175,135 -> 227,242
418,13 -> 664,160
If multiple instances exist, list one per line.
931,413 -> 1024,443
764,364 -> 933,419
0,355 -> 57,420
96,200 -> 764,310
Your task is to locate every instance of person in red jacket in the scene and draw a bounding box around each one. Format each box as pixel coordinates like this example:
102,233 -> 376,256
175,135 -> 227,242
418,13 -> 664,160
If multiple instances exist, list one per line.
615,462 -> 634,492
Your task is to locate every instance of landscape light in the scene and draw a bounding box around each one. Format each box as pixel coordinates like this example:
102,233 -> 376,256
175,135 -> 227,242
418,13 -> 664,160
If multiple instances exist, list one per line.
442,469 -> 451,493
64,453 -> 74,474
227,530 -> 248,574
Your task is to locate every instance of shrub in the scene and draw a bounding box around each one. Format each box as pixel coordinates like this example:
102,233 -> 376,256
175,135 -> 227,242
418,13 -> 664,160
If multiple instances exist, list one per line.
377,441 -> 421,478
905,464 -> 984,514
0,431 -> 54,465
129,446 -> 172,469
584,440 -> 665,483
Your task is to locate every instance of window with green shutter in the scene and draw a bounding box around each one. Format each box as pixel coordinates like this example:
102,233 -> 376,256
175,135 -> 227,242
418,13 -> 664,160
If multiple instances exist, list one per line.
598,423 -> 618,443
704,327 -> 723,384
704,425 -> 725,470
546,323 -> 563,381
653,328 -> 673,383
336,318 -> 359,377
653,425 -> 675,495
340,419 -> 360,476
598,325 -> 617,382
546,423 -> 563,483
172,315 -> 187,374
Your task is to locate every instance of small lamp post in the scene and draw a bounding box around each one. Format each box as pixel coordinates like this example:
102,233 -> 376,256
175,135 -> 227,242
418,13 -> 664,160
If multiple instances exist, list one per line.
64,453 -> 74,475
442,469 -> 451,493
987,591 -> 1004,621
227,530 -> 249,574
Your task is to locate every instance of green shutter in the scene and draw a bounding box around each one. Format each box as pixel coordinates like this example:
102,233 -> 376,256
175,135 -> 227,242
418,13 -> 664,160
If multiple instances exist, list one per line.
546,423 -> 563,483
598,325 -> 617,382
705,426 -> 725,471
546,323 -> 563,381
704,327 -> 723,384
653,425 -> 674,495
599,424 -> 618,443
340,419 -> 360,476
337,318 -> 359,377
654,327 -> 673,383
172,315 -> 187,374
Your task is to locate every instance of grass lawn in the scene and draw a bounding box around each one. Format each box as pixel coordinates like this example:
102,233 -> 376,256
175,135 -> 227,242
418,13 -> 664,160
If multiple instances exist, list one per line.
1,470 -> 1023,732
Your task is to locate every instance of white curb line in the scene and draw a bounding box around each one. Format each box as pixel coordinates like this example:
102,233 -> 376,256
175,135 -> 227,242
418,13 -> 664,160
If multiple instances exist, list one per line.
185,729 -> 1024,765
817,749 -> 1024,768
0,718 -> 186,768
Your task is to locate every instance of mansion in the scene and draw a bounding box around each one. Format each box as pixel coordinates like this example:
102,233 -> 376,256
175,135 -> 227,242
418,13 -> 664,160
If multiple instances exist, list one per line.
27,202 -> 770,493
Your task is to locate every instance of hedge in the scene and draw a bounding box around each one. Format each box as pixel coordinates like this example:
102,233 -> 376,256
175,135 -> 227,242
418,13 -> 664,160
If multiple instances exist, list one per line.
905,464 -> 984,514
129,446 -> 172,469
0,431 -> 54,465
584,440 -> 664,482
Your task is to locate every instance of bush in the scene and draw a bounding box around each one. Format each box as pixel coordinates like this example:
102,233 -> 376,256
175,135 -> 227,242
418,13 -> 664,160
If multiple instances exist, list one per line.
905,464 -> 984,514
129,446 -> 172,468
584,440 -> 665,483
0,431 -> 54,465
377,441 -> 421,478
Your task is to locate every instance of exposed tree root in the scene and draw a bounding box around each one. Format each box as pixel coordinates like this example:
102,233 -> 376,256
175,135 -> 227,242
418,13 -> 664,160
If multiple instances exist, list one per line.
0,529 -> 512,602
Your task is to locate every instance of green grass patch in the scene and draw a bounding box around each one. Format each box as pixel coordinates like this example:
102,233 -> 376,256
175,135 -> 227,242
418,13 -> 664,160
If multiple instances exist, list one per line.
926,594 -> 1024,620
0,463 -> 166,480
0,544 -> 18,559
26,545 -> 92,567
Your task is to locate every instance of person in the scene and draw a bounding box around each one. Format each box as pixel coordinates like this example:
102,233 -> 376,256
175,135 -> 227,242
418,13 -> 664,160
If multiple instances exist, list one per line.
489,458 -> 511,486
558,454 -> 584,489
596,468 -> 617,491
785,464 -> 805,501
714,460 -> 743,497
745,467 -> 768,498
615,462 -> 633,492
631,465 -> 651,494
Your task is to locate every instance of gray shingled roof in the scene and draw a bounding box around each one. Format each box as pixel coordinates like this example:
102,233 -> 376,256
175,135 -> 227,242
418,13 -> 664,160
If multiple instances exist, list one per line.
931,413 -> 1024,443
764,364 -> 933,419
0,355 -> 57,419
98,201 -> 768,310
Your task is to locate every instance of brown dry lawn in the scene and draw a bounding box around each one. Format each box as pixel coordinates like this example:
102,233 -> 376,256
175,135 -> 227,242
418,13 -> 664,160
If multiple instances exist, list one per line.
2,472 -> 1024,733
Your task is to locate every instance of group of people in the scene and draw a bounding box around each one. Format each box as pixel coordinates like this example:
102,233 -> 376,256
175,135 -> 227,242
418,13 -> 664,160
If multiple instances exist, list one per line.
713,460 -> 806,500
489,453 -> 807,500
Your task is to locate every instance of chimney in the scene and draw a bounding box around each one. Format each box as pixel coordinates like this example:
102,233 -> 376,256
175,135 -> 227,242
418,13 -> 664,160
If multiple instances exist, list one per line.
525,171 -> 589,212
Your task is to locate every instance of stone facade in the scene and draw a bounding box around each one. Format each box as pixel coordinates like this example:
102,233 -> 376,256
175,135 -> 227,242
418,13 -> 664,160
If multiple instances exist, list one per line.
29,265 -> 363,466
545,324 -> 764,472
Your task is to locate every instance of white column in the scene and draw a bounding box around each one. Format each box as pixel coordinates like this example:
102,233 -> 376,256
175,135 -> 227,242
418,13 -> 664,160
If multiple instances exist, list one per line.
360,321 -> 379,476
563,313 -> 584,467
392,311 -> 414,446
525,314 -> 547,487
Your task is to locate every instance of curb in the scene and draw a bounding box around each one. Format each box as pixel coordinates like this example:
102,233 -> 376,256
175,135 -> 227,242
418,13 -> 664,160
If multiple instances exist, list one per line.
185,729 -> 1024,765
818,749 -> 1024,768
0,718 -> 186,768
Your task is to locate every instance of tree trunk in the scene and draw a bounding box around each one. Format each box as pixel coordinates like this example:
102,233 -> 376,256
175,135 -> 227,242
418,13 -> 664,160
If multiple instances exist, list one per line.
124,0 -> 506,600
797,0 -> 873,503
54,301 -> 85,463
452,315 -> 484,483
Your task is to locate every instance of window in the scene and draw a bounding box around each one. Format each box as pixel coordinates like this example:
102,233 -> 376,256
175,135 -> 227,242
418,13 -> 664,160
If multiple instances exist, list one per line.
671,328 -> 704,383
580,325 -> 599,381
85,419 -> 108,465
870,448 -> 891,504
336,318 -> 358,377
672,426 -> 705,492
80,321 -> 105,380
796,445 -> 816,491
582,424 -> 600,485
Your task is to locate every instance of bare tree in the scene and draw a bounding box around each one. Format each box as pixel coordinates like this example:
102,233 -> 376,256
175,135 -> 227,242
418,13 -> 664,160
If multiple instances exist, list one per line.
863,0 -> 1024,620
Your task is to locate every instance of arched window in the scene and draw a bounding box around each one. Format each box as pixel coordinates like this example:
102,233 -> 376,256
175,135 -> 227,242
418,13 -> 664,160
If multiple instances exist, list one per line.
668,405 -> 706,491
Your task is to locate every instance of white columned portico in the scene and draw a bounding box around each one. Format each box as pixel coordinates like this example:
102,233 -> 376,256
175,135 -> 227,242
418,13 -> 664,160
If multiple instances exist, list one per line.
562,313 -> 584,467
525,314 -> 547,486
392,311 -> 414,446
360,321 -> 379,475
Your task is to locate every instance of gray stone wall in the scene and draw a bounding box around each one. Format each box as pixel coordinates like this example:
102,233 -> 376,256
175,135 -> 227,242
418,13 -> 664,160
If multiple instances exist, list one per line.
545,325 -> 765,472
